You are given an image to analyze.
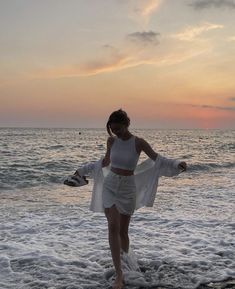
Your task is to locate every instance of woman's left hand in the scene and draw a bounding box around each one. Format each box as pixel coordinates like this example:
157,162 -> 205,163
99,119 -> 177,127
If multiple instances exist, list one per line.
178,161 -> 187,172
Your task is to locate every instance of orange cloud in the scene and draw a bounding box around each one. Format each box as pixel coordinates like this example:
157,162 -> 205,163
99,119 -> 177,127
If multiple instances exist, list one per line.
171,22 -> 224,41
140,0 -> 163,17
126,0 -> 163,26
38,56 -> 133,78
32,33 -> 211,79
227,36 -> 235,42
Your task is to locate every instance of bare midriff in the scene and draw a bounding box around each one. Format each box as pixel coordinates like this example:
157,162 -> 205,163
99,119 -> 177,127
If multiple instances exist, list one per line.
111,167 -> 134,176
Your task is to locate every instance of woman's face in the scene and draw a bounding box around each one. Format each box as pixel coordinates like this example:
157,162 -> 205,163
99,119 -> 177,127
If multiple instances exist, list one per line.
110,123 -> 127,137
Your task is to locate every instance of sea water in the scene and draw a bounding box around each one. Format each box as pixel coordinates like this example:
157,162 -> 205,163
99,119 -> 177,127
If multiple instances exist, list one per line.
0,128 -> 234,289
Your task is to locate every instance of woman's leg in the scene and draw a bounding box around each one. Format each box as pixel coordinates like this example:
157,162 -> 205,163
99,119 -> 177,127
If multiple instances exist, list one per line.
119,214 -> 131,253
105,205 -> 123,288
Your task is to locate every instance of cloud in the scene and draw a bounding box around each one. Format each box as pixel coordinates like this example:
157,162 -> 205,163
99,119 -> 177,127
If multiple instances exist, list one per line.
138,0 -> 163,17
34,46 -> 134,78
227,36 -> 235,41
33,31 -> 160,78
191,104 -> 235,111
123,0 -> 164,26
33,48 -> 210,78
33,43 -> 210,79
172,22 -> 224,41
190,0 -> 235,10
127,31 -> 160,45
32,28 -> 213,79
228,96 -> 235,101
79,47 -> 132,75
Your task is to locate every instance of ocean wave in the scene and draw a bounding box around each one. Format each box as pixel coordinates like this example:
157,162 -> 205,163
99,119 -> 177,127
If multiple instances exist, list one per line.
189,162 -> 235,172
47,145 -> 65,150
0,171 -> 66,191
38,160 -> 71,170
0,160 -> 234,191
219,143 -> 235,150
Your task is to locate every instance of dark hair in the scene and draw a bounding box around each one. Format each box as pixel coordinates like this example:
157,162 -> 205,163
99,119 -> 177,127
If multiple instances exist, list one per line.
106,109 -> 130,136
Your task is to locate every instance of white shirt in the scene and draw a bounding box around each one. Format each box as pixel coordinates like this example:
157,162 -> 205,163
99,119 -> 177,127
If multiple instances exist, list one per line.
77,154 -> 182,213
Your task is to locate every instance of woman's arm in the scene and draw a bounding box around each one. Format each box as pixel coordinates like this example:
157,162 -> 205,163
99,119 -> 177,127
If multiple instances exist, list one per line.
102,136 -> 114,167
139,138 -> 187,171
138,138 -> 158,161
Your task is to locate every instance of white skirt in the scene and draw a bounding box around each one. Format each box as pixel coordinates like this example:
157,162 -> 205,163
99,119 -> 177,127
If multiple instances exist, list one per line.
102,171 -> 136,215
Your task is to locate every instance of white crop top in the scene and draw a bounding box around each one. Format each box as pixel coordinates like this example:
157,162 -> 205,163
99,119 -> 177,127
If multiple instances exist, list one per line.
110,136 -> 140,170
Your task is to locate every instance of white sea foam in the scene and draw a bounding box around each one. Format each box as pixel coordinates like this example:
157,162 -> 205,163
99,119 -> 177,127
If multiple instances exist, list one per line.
0,184 -> 234,289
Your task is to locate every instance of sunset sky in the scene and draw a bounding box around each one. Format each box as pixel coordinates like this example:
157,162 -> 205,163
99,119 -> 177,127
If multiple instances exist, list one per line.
0,0 -> 235,129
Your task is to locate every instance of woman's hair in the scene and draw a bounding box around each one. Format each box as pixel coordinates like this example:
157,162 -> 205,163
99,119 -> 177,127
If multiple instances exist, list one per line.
106,109 -> 130,136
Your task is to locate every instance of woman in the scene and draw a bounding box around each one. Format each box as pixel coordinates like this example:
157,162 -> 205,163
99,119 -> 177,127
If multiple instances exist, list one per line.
75,109 -> 186,289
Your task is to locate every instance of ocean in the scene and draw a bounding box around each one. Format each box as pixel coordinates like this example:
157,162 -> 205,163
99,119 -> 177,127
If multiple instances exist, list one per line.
0,128 -> 234,289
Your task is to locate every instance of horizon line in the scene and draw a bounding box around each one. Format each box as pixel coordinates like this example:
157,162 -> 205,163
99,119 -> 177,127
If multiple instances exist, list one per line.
0,126 -> 234,131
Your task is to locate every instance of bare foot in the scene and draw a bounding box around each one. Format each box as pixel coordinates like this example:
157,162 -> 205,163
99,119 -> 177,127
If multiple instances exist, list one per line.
112,273 -> 123,289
